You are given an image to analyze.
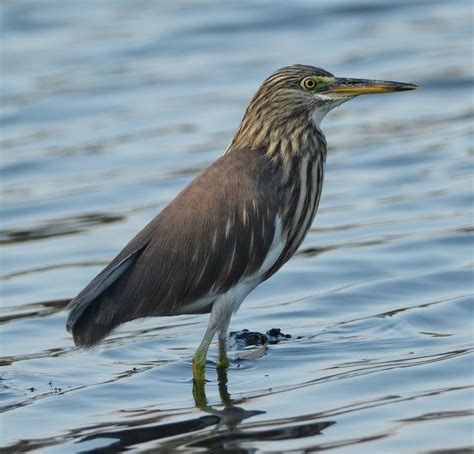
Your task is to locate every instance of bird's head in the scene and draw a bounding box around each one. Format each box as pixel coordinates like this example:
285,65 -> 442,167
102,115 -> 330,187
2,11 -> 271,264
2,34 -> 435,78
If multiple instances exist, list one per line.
232,64 -> 417,151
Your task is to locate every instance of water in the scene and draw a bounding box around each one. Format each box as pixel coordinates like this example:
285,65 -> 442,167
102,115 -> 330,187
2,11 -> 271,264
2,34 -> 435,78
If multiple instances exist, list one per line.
1,1 -> 473,452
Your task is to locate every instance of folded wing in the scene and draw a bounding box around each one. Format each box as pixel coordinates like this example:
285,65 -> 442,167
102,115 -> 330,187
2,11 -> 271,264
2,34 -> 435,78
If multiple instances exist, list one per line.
66,148 -> 280,347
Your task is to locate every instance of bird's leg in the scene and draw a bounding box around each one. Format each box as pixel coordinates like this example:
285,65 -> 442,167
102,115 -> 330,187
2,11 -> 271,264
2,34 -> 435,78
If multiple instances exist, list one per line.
217,335 -> 229,369
193,323 -> 217,382
217,317 -> 231,370
193,300 -> 233,380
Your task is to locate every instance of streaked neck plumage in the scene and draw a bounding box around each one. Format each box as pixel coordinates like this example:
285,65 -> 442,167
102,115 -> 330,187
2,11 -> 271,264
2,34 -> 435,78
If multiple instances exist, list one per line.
231,91 -> 328,164
228,92 -> 331,279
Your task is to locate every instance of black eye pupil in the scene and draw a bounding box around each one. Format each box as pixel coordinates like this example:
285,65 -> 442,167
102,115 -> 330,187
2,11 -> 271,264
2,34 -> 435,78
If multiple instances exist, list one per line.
305,79 -> 316,88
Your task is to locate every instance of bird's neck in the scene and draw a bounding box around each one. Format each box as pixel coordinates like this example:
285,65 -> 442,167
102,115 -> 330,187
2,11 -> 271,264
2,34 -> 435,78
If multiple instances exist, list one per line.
227,106 -> 328,278
231,110 -> 327,163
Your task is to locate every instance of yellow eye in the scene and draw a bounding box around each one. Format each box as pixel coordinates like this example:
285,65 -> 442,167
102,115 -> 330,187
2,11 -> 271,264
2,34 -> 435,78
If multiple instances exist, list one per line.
302,77 -> 317,90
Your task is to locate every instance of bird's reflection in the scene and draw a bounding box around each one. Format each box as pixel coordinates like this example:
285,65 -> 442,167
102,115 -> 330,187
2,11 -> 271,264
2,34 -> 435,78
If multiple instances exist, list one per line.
78,367 -> 265,453
193,367 -> 265,431
78,368 -> 334,453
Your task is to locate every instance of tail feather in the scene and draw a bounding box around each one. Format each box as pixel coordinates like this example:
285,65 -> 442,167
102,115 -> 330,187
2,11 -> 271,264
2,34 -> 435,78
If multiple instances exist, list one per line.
66,246 -> 147,347
68,300 -> 123,347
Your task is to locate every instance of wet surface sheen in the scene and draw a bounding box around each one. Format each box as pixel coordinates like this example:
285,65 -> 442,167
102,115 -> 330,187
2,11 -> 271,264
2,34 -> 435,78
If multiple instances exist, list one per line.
1,1 -> 473,453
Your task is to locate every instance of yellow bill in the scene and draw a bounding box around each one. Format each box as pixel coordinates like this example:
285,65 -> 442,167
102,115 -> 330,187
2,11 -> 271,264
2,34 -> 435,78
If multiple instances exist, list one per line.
325,77 -> 418,96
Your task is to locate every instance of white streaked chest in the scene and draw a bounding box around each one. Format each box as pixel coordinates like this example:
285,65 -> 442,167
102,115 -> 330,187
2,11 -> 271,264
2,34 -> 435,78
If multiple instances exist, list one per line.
254,215 -> 285,278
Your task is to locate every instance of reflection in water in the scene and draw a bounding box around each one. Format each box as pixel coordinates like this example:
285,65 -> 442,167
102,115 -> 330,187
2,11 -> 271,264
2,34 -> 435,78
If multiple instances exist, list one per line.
0,212 -> 124,244
78,369 -> 334,453
0,298 -> 70,324
192,368 -> 265,425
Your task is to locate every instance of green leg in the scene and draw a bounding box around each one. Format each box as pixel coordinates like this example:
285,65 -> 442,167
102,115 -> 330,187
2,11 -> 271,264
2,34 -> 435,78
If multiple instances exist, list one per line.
192,324 -> 217,382
217,330 -> 230,369
216,318 -> 231,369
192,300 -> 233,381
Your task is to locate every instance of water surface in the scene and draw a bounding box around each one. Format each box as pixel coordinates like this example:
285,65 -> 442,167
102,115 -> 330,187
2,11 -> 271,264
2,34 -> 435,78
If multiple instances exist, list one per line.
1,1 -> 473,452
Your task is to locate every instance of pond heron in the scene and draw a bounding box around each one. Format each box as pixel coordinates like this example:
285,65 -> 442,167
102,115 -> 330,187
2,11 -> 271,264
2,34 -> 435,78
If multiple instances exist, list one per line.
66,65 -> 417,380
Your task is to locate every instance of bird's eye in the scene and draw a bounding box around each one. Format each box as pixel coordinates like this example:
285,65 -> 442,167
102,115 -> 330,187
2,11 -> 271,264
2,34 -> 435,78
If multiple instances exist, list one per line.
302,78 -> 317,90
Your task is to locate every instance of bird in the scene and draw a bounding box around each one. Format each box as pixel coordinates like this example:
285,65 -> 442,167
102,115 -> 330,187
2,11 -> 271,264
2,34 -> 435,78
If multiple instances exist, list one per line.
66,64 -> 417,381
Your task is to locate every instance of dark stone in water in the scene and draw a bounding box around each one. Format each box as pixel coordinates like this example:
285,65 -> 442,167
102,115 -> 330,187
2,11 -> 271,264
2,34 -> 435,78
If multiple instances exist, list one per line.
266,328 -> 292,344
229,328 -> 292,349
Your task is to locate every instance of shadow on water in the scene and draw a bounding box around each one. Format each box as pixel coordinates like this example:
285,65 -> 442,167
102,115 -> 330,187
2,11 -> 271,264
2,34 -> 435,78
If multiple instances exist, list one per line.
74,369 -> 335,453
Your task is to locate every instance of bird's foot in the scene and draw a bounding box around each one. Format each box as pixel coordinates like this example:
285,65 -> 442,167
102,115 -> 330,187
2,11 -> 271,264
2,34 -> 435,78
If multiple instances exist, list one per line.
217,333 -> 230,369
216,356 -> 230,369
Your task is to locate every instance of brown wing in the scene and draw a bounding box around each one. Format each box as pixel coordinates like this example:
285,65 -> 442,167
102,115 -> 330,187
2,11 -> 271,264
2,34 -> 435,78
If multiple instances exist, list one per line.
66,148 -> 280,347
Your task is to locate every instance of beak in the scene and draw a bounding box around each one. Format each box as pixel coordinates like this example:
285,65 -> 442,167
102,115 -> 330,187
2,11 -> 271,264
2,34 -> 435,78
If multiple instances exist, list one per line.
324,77 -> 418,96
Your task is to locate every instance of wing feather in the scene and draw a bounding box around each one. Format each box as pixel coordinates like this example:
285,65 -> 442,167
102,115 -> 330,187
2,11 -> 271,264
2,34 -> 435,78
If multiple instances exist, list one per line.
66,148 -> 280,347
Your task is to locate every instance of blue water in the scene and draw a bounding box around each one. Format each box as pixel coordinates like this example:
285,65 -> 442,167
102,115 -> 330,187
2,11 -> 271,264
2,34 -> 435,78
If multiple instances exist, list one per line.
1,1 -> 473,452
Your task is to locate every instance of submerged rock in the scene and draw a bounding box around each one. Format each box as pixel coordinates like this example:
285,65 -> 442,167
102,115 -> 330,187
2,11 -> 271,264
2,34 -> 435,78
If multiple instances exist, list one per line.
266,328 -> 292,344
228,328 -> 292,350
